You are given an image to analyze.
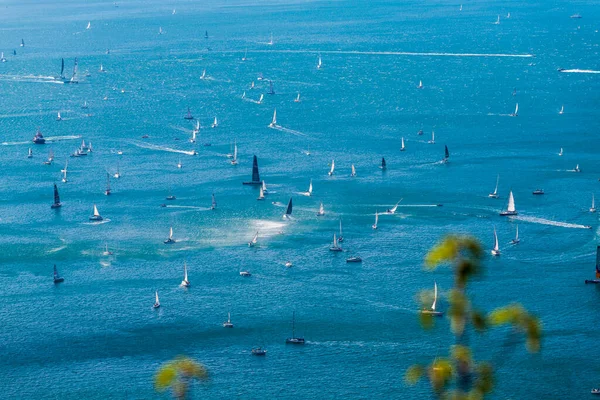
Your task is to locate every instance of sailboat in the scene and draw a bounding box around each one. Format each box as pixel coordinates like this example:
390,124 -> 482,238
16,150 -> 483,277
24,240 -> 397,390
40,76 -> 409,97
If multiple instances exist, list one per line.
61,160 -> 68,183
89,204 -> 103,221
102,243 -> 113,256
510,103 -> 519,117
511,225 -> 520,244
211,193 -> 217,210
223,313 -> 234,328
489,175 -> 499,198
257,94 -> 264,104
491,227 -> 500,256
184,107 -> 194,120
294,93 -> 301,103
0,52 -> 6,63
257,186 -> 265,200
262,180 -> 268,194
27,148 -> 32,159
428,131 -> 435,144
20,39 -> 24,47
338,219 -> 344,242
269,109 -> 277,128
558,148 -> 563,156
86,21 -> 91,30
200,69 -> 206,80
242,49 -> 247,61
267,80 -> 275,95
211,117 -> 218,128
158,27 -> 163,35
44,150 -> 54,165
591,194 -> 596,213
351,164 -> 356,177
421,282 -> 443,316
242,155 -> 261,185
241,91 -> 246,99
248,231 -> 259,247
53,265 -> 64,283
153,291 -> 160,308
191,120 -> 199,143
329,233 -> 342,252
283,197 -> 293,219
559,105 -> 564,115
494,15 -> 500,25
585,246 -> 600,284
574,164 -> 581,172
372,211 -> 379,229
305,179 -> 313,196
56,112 -> 62,121
164,227 -> 175,244
205,30 -> 209,39
114,162 -> 121,179
400,137 -> 405,151
304,144 -> 311,156
180,262 -> 190,287
417,80 -> 423,89
442,145 -> 450,163
104,173 -> 111,196
285,312 -> 305,344
386,200 -> 401,214
499,190 -> 517,216
380,157 -> 387,170
317,201 -> 325,216
51,184 -> 62,209
317,54 -> 322,69
99,63 -> 105,73
177,159 -> 182,169
231,141 -> 238,165
268,33 -> 274,45
328,160 -> 335,176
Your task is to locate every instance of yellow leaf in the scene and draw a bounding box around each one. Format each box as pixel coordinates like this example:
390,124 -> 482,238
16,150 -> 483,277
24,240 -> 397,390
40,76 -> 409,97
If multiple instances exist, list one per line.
154,365 -> 176,391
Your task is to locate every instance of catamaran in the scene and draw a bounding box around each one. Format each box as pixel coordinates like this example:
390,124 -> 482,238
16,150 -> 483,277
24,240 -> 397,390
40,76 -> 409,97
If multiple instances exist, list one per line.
269,109 -> 277,128
421,282 -> 443,316
372,211 -> 379,229
491,227 -> 500,256
317,54 -> 322,69
559,105 -> 564,115
400,137 -> 405,151
51,184 -> 62,208
231,140 -> 238,165
489,175 -> 499,198
181,262 -> 190,287
223,313 -> 234,328
338,219 -> 344,242
510,103 -> 519,117
243,155 -> 262,185
211,193 -> 217,210
61,160 -> 68,183
305,179 -> 313,196
27,148 -> 32,159
499,190 -> 517,216
328,160 -> 335,176
285,312 -> 304,344
591,194 -> 596,213
153,291 -> 160,308
89,204 -> 103,221
380,157 -> 387,170
211,117 -> 218,128
184,107 -> 194,120
283,198 -> 293,219
317,201 -> 325,216
104,173 -> 111,196
351,164 -> 356,177
294,93 -> 301,103
248,231 -> 259,247
511,225 -> 520,244
53,265 -> 64,283
386,200 -> 401,214
428,131 -> 435,144
164,227 -> 175,244
329,233 -> 342,251
257,186 -> 265,200
585,246 -> 600,284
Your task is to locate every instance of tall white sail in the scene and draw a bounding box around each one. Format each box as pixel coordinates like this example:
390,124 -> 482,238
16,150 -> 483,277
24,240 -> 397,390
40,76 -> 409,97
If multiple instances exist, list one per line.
401,137 -> 405,151
169,227 -> 173,240
493,175 -> 499,195
308,179 -> 313,196
431,282 -> 438,311
351,164 -> 356,177
329,160 -> 335,176
318,201 -> 325,215
507,191 -> 516,212
493,227 -> 499,252
93,204 -> 101,217
155,291 -> 160,306
269,109 -> 277,127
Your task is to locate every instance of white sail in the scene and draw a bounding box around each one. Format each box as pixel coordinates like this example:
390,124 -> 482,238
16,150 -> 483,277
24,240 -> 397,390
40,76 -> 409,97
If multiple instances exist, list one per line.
493,227 -> 499,252
211,193 -> 217,209
351,164 -> 356,177
262,180 -> 267,192
493,175 -> 499,195
268,33 -> 273,45
373,211 -> 378,229
512,103 -> 519,116
308,180 -> 313,195
155,291 -> 160,306
329,160 -> 335,175
419,80 -> 423,88
212,117 -> 218,128
159,27 -> 163,35
494,15 -> 500,24
559,105 -> 564,114
232,141 -> 238,163
258,94 -> 264,104
515,225 -> 519,241
62,160 -> 68,182
57,112 -> 61,120
258,186 -> 265,199
431,131 -> 435,143
295,93 -> 300,102
389,200 -> 401,214
169,227 -> 173,239
317,55 -> 322,69
86,21 -> 91,30
507,191 -> 516,212
401,137 -> 405,151
593,195 -> 596,209
251,231 -> 258,244
182,263 -> 189,284
339,219 -> 343,236
93,204 -> 100,217
318,201 -> 324,215
431,282 -> 438,311
332,233 -> 338,248
269,109 -> 277,127
559,148 -> 563,156
200,69 -> 206,79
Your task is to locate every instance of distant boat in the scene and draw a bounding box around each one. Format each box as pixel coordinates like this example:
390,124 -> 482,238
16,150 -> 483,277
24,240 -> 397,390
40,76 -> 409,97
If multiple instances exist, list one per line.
231,140 -> 238,165
248,231 -> 258,247
558,148 -> 563,156
257,94 -> 264,104
44,150 -> 54,165
459,4 -> 462,11
99,63 -> 105,73
317,201 -> 325,216
428,131 -> 435,144
511,225 -> 520,244
242,155 -> 262,185
417,129 -> 423,136
499,190 -> 517,216
489,175 -> 499,198
285,312 -> 305,344
172,8 -> 176,14
351,164 -> 356,177
114,162 -> 121,179
532,189 -> 544,195
491,227 -> 501,256
250,81 -> 255,89
184,107 -> 194,120
510,103 -> 519,117
328,160 -> 335,176
205,30 -> 208,39
346,256 -> 362,263
380,157 -> 387,170
400,137 -> 405,151
240,271 -> 252,277
51,184 -> 62,209
251,347 -> 267,356
317,54 -> 322,69
102,243 -> 113,256
268,33 -> 274,45
269,109 -> 277,128
285,261 -> 293,268
181,262 -> 190,287
223,313 -> 234,328
61,160 -> 68,183
153,291 -> 160,309
386,200 -> 401,214
304,144 -> 311,156
262,180 -> 268,194
329,233 -> 342,252
27,148 -> 32,159
591,194 -> 596,213
86,21 -> 91,30
104,173 -> 111,196
305,179 -> 313,196
32,128 -> 46,144
585,246 -> 600,284
89,204 -> 103,221
53,265 -> 64,284
494,15 -> 500,25
338,219 -> 344,242
507,12 -> 511,18
559,105 -> 564,115
191,120 -> 199,143
56,112 -> 62,121
421,282 -> 443,316
211,193 -> 217,210
267,80 -> 275,95
177,159 -> 182,169
242,49 -> 247,61
417,80 -> 423,89
442,145 -> 450,163
574,164 -> 581,172
294,93 -> 301,103
283,197 -> 293,219
372,211 -> 379,229
164,227 -> 175,244
211,117 -> 218,128
257,186 -> 265,200
158,27 -> 163,35
570,14 -> 582,19
20,39 -> 24,47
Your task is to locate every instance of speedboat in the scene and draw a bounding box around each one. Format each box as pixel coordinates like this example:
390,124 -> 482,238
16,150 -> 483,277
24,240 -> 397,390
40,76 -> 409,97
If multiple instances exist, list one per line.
251,347 -> 267,356
346,256 -> 362,263
32,129 -> 46,144
166,195 -> 176,201
240,271 -> 252,277
532,189 -> 544,195
591,388 -> 600,395
223,313 -> 234,328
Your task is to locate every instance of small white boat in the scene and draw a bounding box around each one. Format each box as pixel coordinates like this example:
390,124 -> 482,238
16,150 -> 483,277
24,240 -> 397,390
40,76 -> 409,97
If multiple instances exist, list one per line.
510,103 -> 519,117
294,92 -> 301,103
351,164 -> 356,177
499,190 -> 517,216
400,137 -> 405,151
494,15 -> 500,25
27,148 -> 32,159
240,271 -> 251,277
61,160 -> 68,182
421,282 -> 443,316
223,313 -> 234,328
491,227 -> 500,256
269,109 -> 277,128
372,211 -> 378,230
574,164 -> 581,173
164,227 -> 175,244
328,160 -> 335,176
211,117 -> 218,128
257,186 -> 265,200
153,291 -> 160,308
86,21 -> 91,30
317,54 -> 322,69
102,243 -> 113,256
511,225 -> 520,244
558,148 -> 563,156
428,131 -> 435,144
114,163 -> 121,179
305,179 -> 313,196
386,200 -> 401,214
248,231 -> 259,247
89,204 -> 103,221
285,261 -> 293,268
329,233 -> 342,252
591,194 -> 596,213
417,80 -> 423,89
489,175 -> 499,198
317,201 -> 325,216
242,49 -> 247,61
56,112 -> 62,121
181,262 -> 191,287
559,105 -> 564,115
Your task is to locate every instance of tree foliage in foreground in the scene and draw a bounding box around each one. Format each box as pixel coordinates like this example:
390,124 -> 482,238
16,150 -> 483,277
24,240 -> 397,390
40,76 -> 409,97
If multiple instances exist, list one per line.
155,356 -> 208,399
406,236 -> 541,399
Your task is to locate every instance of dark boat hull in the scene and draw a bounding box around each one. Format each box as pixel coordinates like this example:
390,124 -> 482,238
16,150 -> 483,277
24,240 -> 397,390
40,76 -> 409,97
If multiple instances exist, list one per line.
585,279 -> 600,284
285,338 -> 305,344
51,203 -> 62,209
53,278 -> 64,283
499,211 -> 517,216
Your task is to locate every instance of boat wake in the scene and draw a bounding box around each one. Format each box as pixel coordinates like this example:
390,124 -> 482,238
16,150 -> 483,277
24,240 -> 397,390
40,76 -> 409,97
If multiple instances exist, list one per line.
399,204 -> 442,207
163,205 -> 212,211
45,135 -> 82,142
83,219 -> 111,225
247,49 -> 534,58
269,125 -> 307,137
511,215 -> 591,230
559,69 -> 600,74
47,245 -> 67,254
130,141 -> 196,155
1,141 -> 30,146
0,74 -> 65,84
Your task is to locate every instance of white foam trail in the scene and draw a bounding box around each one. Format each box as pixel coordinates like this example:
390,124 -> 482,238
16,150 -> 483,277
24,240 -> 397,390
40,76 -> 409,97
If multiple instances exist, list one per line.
559,69 -> 600,74
2,141 -> 30,146
399,204 -> 442,207
130,141 -> 196,155
163,205 -> 211,211
512,215 -> 591,229
47,245 -> 67,254
271,201 -> 285,207
245,49 -> 534,58
83,219 -> 111,225
269,125 -> 307,137
45,135 -> 82,142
